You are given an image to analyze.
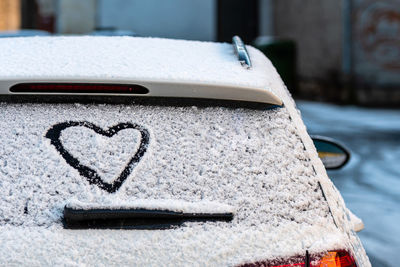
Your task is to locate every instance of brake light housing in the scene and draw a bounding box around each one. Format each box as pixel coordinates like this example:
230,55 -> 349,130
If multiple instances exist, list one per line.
9,83 -> 149,95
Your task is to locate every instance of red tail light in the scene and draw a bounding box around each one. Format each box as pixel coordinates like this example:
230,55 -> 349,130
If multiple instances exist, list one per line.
9,83 -> 149,94
238,250 -> 357,267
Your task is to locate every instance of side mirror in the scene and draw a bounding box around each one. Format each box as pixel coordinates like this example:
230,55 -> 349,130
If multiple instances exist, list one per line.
311,135 -> 351,170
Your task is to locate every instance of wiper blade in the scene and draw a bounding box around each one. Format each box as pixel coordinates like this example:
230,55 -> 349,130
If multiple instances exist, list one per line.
63,206 -> 234,230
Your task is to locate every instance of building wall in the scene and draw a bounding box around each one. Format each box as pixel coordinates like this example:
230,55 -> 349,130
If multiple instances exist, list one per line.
259,0 -> 273,36
57,0 -> 96,34
0,0 -> 20,30
352,0 -> 400,87
273,0 -> 343,80
273,0 -> 400,105
98,0 -> 216,41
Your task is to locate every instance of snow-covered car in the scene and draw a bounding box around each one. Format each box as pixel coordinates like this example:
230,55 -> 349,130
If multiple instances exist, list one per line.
0,36 -> 370,266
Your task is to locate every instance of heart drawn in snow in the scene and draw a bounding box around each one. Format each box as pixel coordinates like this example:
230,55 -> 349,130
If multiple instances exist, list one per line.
46,121 -> 150,193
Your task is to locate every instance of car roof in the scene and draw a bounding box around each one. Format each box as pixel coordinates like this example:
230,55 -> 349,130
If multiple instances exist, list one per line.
0,36 -> 282,105
0,37 -> 361,265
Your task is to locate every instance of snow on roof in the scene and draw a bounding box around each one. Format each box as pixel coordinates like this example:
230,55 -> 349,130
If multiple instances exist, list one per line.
0,36 -> 270,87
0,36 -> 282,105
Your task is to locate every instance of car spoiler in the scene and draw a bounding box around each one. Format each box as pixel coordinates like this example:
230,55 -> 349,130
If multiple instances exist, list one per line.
0,79 -> 283,106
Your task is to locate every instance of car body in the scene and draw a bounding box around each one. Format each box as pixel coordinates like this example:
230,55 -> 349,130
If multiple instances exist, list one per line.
0,36 -> 370,266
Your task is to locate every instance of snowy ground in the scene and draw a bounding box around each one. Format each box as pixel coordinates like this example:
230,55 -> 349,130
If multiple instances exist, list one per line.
297,100 -> 400,267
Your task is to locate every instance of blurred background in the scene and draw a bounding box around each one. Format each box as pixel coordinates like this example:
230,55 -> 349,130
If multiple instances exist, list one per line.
1,0 -> 399,265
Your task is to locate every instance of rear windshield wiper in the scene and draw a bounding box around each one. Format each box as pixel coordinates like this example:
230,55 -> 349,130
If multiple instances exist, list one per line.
63,206 -> 234,230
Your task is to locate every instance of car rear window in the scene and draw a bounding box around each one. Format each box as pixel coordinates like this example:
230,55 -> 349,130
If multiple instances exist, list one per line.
0,100 -> 331,228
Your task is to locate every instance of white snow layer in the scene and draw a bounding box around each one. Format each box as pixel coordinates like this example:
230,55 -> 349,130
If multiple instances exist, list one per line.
0,37 -> 369,266
66,199 -> 235,214
0,103 -> 346,266
0,104 -> 329,228
0,36 -> 277,93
